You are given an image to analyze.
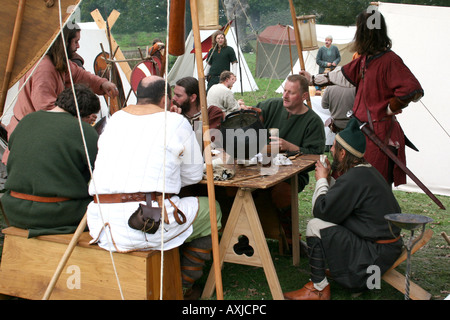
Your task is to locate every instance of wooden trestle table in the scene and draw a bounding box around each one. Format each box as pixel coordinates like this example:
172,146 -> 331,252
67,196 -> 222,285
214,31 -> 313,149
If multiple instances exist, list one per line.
201,153 -> 319,300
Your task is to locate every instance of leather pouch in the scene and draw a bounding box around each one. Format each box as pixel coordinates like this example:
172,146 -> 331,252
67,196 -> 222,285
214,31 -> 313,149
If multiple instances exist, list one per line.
128,194 -> 161,234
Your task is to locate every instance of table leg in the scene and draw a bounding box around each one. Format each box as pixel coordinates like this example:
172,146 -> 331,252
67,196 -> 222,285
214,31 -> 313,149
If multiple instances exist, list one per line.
202,188 -> 284,300
291,174 -> 300,265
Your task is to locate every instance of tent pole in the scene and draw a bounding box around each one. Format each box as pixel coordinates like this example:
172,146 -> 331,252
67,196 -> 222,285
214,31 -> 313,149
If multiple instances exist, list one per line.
189,0 -> 224,300
287,26 -> 294,74
288,0 -> 312,107
233,13 -> 243,95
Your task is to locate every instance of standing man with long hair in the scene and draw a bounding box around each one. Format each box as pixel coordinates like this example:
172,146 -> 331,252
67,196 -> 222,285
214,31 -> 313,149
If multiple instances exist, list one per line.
205,30 -> 238,92
3,24 -> 118,164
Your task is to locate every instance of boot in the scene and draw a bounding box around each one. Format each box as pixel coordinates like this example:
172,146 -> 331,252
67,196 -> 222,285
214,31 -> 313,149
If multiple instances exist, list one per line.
283,236 -> 330,300
283,281 -> 330,300
306,236 -> 327,284
180,235 -> 212,300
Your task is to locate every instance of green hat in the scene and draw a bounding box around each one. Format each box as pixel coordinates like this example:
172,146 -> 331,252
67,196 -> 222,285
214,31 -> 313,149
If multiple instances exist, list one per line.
335,118 -> 366,158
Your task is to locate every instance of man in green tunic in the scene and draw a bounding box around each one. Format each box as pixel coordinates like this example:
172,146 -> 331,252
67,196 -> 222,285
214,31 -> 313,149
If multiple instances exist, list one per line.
255,74 -> 325,247
2,85 -> 100,237
284,118 -> 402,300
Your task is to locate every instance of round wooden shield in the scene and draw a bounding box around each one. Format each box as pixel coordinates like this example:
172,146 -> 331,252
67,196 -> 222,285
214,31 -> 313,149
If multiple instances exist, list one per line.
93,52 -> 126,115
130,60 -> 159,93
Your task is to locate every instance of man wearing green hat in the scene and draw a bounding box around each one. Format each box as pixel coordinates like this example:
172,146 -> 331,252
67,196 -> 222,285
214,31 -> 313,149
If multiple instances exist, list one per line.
283,118 -> 403,300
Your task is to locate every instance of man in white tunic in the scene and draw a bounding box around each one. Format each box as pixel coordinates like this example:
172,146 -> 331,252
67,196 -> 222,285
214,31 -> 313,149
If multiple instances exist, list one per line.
87,75 -> 222,298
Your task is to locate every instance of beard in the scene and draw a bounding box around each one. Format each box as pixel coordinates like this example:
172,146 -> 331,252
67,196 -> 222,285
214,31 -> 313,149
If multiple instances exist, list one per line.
173,98 -> 191,114
330,151 -> 341,173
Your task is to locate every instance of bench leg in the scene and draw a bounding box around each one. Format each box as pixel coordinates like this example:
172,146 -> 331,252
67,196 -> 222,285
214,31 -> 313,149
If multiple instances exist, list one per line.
382,269 -> 432,300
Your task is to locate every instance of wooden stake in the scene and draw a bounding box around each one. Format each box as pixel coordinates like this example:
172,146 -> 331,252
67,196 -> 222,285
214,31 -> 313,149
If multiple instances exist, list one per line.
42,214 -> 87,300
0,0 -> 26,116
189,0 -> 224,300
441,232 -> 450,245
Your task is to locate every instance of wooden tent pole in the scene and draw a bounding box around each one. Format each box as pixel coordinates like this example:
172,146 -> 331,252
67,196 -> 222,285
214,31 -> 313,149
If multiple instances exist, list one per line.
287,26 -> 294,74
288,0 -> 312,107
0,0 -> 27,116
189,0 -> 224,300
288,0 -> 306,71
42,214 -> 87,300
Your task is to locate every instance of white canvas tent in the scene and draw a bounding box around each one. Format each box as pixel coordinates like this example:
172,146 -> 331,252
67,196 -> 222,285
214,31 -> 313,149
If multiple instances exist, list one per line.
377,2 -> 450,197
1,21 -> 135,127
276,24 -> 356,93
167,27 -> 258,93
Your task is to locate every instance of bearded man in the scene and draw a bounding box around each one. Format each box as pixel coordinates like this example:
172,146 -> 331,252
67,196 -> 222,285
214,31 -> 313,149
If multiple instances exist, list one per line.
171,76 -> 224,131
283,118 -> 403,300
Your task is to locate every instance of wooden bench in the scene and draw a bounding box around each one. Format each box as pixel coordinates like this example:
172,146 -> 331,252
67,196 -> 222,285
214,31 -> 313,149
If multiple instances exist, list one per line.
0,227 -> 183,300
382,229 -> 433,300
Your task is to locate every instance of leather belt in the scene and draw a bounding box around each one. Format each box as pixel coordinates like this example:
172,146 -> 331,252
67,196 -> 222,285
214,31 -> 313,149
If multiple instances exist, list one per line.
375,236 -> 401,244
93,192 -> 174,204
93,192 -> 185,225
10,191 -> 71,203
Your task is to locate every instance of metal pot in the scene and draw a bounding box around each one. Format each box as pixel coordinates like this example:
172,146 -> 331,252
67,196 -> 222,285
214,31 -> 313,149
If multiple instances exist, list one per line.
219,109 -> 268,160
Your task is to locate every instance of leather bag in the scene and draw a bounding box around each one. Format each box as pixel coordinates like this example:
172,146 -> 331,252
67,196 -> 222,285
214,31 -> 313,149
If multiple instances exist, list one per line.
128,193 -> 162,234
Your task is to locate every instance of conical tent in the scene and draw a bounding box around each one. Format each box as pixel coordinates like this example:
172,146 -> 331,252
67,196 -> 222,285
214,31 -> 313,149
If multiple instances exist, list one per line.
167,27 -> 258,93
255,24 -> 298,79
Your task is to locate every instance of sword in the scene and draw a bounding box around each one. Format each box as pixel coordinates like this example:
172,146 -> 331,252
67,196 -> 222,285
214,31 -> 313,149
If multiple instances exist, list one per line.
347,111 -> 445,210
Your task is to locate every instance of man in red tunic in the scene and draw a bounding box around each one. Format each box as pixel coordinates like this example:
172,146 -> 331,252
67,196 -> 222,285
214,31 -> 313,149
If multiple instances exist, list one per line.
302,9 -> 423,186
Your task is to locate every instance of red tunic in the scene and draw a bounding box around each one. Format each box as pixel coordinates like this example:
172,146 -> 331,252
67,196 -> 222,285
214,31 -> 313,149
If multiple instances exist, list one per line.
6,56 -> 107,139
342,50 -> 423,186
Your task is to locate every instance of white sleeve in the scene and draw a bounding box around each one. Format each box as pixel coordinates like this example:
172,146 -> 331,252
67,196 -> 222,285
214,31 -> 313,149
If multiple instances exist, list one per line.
231,62 -> 238,76
225,90 -> 240,113
311,177 -> 335,215
179,122 -> 204,187
205,64 -> 211,76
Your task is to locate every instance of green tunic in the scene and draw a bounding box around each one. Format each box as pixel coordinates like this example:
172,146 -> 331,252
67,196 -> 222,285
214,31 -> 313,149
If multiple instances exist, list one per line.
2,111 -> 98,237
207,46 -> 237,91
256,98 -> 325,190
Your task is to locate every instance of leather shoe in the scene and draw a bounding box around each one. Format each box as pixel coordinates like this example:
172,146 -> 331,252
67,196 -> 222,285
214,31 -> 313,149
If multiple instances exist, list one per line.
283,281 -> 330,300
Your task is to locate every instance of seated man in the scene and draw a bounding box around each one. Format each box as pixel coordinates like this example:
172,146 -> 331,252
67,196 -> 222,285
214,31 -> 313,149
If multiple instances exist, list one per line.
2,84 -> 101,237
172,76 -> 225,131
207,71 -> 245,115
284,118 -> 403,300
86,75 -> 222,299
254,74 -> 325,243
